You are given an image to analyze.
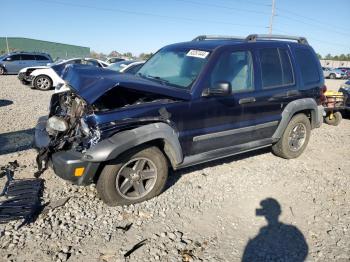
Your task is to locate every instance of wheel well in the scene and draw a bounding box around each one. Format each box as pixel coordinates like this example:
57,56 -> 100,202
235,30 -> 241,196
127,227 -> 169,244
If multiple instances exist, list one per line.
291,109 -> 313,126
93,139 -> 178,183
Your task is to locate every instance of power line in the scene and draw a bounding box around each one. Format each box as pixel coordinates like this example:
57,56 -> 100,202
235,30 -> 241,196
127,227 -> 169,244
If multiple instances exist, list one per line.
32,0 -> 266,29
174,0 -> 270,15
276,7 -> 348,32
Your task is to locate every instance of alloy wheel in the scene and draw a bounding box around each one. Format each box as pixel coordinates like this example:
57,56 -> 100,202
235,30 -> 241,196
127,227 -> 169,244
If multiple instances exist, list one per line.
115,157 -> 157,200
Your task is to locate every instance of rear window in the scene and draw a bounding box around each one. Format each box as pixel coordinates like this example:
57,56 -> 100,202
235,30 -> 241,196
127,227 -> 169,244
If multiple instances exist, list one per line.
35,55 -> 49,61
294,48 -> 320,84
259,48 -> 294,88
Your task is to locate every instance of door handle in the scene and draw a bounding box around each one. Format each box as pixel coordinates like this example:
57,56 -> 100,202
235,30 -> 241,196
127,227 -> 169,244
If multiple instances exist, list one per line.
239,97 -> 256,105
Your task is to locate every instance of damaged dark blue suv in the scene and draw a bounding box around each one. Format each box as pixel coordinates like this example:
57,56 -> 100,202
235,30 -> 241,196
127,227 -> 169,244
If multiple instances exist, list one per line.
35,34 -> 325,206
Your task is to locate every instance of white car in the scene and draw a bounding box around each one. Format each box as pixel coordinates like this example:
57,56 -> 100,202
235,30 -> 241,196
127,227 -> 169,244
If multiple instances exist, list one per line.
107,60 -> 145,74
19,58 -> 109,91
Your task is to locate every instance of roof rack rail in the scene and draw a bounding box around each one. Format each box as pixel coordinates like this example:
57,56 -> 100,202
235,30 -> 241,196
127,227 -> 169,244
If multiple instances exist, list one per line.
192,35 -> 245,41
246,34 -> 308,45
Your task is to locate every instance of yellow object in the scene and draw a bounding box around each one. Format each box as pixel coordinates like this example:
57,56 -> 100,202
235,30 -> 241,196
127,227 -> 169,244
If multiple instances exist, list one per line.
324,90 -> 343,96
74,167 -> 85,177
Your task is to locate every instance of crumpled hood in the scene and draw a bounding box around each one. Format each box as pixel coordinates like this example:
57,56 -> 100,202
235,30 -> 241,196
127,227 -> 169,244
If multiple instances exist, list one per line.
54,64 -> 191,104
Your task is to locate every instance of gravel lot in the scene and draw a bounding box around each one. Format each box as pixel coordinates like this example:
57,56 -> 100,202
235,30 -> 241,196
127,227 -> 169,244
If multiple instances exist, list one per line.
0,75 -> 349,262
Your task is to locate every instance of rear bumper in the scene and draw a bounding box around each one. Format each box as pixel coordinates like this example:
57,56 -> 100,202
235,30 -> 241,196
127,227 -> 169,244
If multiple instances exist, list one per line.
34,116 -> 99,186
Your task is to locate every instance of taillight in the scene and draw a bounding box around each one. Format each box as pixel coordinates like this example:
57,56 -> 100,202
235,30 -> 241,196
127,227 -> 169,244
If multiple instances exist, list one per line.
320,85 -> 327,104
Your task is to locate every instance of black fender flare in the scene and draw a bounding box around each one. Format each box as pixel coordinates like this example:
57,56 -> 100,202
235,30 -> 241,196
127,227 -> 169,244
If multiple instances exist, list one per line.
83,122 -> 183,167
272,98 -> 323,140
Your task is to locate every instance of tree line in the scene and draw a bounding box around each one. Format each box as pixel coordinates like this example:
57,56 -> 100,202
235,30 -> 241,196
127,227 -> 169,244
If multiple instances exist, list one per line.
90,50 -> 153,61
317,53 -> 350,61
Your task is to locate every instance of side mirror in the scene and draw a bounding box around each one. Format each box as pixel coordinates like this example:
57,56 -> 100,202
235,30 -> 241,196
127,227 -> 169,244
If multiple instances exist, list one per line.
206,81 -> 232,96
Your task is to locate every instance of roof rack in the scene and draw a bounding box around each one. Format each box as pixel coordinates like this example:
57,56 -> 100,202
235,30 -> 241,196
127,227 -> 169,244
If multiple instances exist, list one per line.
192,35 -> 245,41
246,34 -> 308,45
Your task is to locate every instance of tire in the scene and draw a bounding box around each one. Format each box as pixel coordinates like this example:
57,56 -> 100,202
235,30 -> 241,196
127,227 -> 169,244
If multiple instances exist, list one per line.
0,67 -> 5,75
97,146 -> 168,206
329,73 -> 336,79
33,75 -> 53,90
324,111 -> 342,126
272,114 -> 311,159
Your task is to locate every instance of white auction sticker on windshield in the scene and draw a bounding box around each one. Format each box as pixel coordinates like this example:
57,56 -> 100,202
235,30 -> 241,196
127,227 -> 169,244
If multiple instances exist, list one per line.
186,50 -> 209,59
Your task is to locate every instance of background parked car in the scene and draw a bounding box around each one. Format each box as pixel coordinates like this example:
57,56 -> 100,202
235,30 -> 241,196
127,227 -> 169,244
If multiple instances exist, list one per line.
21,58 -> 109,90
322,67 -> 346,79
0,51 -> 52,75
337,67 -> 350,79
107,60 -> 145,74
106,57 -> 126,63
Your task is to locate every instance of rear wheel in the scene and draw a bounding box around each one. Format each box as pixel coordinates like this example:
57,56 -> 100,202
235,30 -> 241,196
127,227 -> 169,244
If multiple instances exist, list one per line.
0,67 -> 5,75
329,73 -> 336,79
97,146 -> 168,206
272,114 -> 311,159
324,111 -> 342,126
34,75 -> 52,90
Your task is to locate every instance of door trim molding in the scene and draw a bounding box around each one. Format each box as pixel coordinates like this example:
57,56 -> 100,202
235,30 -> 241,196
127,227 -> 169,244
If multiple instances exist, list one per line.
193,121 -> 279,142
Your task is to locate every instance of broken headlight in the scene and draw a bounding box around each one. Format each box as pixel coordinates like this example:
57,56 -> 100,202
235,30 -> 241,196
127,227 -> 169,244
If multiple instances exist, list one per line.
46,116 -> 69,132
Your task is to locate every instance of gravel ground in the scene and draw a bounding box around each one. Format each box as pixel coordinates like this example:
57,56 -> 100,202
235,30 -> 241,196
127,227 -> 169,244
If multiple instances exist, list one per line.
0,75 -> 349,262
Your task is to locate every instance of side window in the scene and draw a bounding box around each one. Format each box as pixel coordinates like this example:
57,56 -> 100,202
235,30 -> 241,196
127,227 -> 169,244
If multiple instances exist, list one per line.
259,48 -> 294,88
7,55 -> 21,61
294,48 -> 320,84
21,55 -> 36,60
210,51 -> 254,92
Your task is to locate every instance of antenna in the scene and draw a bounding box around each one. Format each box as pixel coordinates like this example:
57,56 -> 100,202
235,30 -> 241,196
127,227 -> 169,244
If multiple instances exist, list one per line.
269,0 -> 276,35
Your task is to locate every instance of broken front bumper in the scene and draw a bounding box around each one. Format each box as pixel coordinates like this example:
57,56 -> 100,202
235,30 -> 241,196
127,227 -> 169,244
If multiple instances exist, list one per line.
34,116 -> 99,186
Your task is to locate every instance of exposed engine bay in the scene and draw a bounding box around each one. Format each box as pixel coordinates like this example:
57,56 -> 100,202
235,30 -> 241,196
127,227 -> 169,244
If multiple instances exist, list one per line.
35,86 -> 175,175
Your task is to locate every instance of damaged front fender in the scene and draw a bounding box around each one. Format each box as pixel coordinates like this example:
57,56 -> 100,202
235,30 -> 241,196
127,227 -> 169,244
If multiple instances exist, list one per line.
82,122 -> 183,168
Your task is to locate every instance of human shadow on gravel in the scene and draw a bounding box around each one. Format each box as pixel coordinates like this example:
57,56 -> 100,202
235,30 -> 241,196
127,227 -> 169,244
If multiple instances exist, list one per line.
165,147 -> 270,191
242,198 -> 308,262
0,128 -> 34,155
0,99 -> 13,107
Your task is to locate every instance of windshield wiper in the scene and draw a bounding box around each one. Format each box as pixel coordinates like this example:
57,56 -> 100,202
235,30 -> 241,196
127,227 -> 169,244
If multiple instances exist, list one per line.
139,73 -> 169,85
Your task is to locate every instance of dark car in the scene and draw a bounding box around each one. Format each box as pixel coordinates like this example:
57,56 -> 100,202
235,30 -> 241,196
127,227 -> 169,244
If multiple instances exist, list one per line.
35,34 -> 325,206
337,67 -> 350,79
339,80 -> 350,110
0,51 -> 52,75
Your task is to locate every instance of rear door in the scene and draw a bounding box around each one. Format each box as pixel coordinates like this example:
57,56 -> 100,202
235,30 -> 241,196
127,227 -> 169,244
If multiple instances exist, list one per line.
20,54 -> 36,69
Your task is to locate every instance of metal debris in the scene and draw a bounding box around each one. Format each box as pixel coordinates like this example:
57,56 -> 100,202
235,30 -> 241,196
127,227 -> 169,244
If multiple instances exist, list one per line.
124,239 -> 147,259
0,177 -> 43,224
116,223 -> 133,233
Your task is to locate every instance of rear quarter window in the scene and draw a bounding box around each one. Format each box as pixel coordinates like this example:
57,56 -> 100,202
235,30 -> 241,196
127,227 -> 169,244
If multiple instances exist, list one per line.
294,48 -> 320,85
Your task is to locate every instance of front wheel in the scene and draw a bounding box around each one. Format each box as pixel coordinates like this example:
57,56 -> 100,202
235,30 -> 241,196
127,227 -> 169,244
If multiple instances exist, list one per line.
97,146 -> 168,206
33,75 -> 53,90
0,67 -> 5,75
272,114 -> 311,159
329,73 -> 336,79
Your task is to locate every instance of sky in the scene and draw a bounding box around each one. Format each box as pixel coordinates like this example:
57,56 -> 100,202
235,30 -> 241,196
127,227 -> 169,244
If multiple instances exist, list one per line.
2,0 -> 349,56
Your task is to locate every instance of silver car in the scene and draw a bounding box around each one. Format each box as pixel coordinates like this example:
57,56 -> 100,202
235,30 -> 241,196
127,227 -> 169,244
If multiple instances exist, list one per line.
322,67 -> 346,79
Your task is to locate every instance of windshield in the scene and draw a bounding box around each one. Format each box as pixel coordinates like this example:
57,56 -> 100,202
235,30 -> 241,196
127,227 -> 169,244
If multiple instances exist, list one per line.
137,48 -> 210,90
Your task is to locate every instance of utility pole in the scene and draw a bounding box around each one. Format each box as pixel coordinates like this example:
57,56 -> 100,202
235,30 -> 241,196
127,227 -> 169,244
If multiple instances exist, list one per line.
269,0 -> 276,35
5,36 -> 10,53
